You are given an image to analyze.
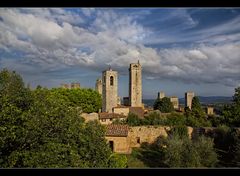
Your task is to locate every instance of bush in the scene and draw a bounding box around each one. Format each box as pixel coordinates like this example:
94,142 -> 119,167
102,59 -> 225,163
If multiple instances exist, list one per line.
153,97 -> 174,113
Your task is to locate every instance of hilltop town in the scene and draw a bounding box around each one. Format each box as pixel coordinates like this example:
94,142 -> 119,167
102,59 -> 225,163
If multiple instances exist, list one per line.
59,61 -> 221,154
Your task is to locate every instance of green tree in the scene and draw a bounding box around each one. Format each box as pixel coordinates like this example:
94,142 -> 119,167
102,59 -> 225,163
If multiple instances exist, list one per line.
159,135 -> 218,167
0,69 -> 33,167
222,87 -> 240,126
143,111 -> 165,125
169,125 -> 188,138
24,88 -> 112,168
126,113 -> 141,126
108,153 -> 128,168
153,97 -> 174,113
0,69 -> 119,168
50,88 -> 102,113
213,126 -> 239,167
233,139 -> 240,167
165,113 -> 186,126
191,96 -> 205,118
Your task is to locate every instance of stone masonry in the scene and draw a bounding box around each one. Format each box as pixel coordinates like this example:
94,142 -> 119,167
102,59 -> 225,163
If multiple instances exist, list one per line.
95,78 -> 102,95
185,91 -> 195,109
129,61 -> 142,107
102,68 -> 118,112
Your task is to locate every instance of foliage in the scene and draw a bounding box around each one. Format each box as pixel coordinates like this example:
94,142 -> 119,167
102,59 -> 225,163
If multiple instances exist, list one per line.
50,88 -> 102,113
158,135 -> 218,167
213,126 -> 239,167
191,96 -> 206,118
153,97 -> 174,113
233,137 -> 240,167
0,69 -> 33,167
142,111 -> 166,125
108,153 -> 128,168
126,149 -> 147,168
222,87 -> 240,127
126,113 -> 141,126
127,133 -> 218,168
169,125 -> 188,138
0,69 -> 124,168
165,113 -> 186,126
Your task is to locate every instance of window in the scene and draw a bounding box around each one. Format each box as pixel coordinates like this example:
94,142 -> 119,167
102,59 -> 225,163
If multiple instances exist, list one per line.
101,119 -> 106,122
110,76 -> 114,86
109,141 -> 114,151
136,137 -> 140,144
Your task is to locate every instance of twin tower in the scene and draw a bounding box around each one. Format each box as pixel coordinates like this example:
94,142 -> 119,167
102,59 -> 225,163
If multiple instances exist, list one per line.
96,61 -> 142,112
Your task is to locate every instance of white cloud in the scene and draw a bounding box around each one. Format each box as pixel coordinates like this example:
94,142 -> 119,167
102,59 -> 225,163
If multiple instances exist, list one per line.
0,8 -> 239,88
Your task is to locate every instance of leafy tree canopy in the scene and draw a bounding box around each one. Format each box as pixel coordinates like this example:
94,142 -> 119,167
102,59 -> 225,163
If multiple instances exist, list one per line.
153,97 -> 174,113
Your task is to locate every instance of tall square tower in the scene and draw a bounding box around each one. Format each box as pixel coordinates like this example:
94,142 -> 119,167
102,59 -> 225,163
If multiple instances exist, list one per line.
185,91 -> 195,109
129,61 -> 142,107
102,68 -> 118,112
95,78 -> 102,95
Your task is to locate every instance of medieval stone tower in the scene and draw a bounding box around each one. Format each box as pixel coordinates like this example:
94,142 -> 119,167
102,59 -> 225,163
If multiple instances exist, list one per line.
129,60 -> 142,107
185,91 -> 195,109
102,68 -> 118,112
95,78 -> 102,95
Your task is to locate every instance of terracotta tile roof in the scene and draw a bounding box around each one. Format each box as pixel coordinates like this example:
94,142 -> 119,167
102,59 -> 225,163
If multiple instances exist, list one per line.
129,107 -> 145,118
99,112 -> 125,119
105,124 -> 129,137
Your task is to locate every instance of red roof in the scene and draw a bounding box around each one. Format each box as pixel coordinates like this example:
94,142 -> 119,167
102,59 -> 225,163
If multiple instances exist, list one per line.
105,124 -> 129,137
129,107 -> 145,118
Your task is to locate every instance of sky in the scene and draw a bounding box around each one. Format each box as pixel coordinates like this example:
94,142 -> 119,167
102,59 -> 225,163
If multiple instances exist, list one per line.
0,8 -> 240,99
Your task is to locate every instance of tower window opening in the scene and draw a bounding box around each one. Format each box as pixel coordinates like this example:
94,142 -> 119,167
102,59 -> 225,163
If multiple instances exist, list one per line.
110,76 -> 114,86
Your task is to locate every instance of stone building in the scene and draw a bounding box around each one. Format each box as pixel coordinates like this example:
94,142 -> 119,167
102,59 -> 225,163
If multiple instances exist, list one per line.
113,105 -> 130,116
61,83 -> 70,89
105,124 -> 131,154
71,82 -> 80,89
102,68 -> 118,112
129,60 -> 142,107
61,83 -> 80,89
81,112 -> 99,122
95,78 -> 102,95
158,91 -> 165,99
185,91 -> 195,109
207,106 -> 214,115
170,96 -> 179,110
105,125 -> 230,154
99,112 -> 126,125
117,96 -> 121,105
129,107 -> 145,118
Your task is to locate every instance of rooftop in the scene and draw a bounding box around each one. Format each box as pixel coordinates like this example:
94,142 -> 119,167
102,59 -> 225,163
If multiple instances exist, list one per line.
99,112 -> 125,119
105,124 -> 129,137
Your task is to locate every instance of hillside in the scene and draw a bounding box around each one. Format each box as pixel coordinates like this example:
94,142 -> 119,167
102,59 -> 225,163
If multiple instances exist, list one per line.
143,96 -> 232,107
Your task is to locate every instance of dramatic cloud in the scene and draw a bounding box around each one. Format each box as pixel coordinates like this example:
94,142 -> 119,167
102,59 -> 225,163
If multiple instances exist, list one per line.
0,8 -> 240,91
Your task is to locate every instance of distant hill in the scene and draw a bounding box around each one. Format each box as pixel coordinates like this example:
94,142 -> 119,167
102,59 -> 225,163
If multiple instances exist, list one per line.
143,96 -> 232,107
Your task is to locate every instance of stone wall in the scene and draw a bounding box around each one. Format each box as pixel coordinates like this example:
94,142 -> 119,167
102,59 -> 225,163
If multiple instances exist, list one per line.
99,118 -> 113,125
170,97 -> 179,110
81,112 -> 99,122
105,136 -> 131,154
113,107 -> 129,116
105,125 -> 240,154
128,126 -> 170,148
